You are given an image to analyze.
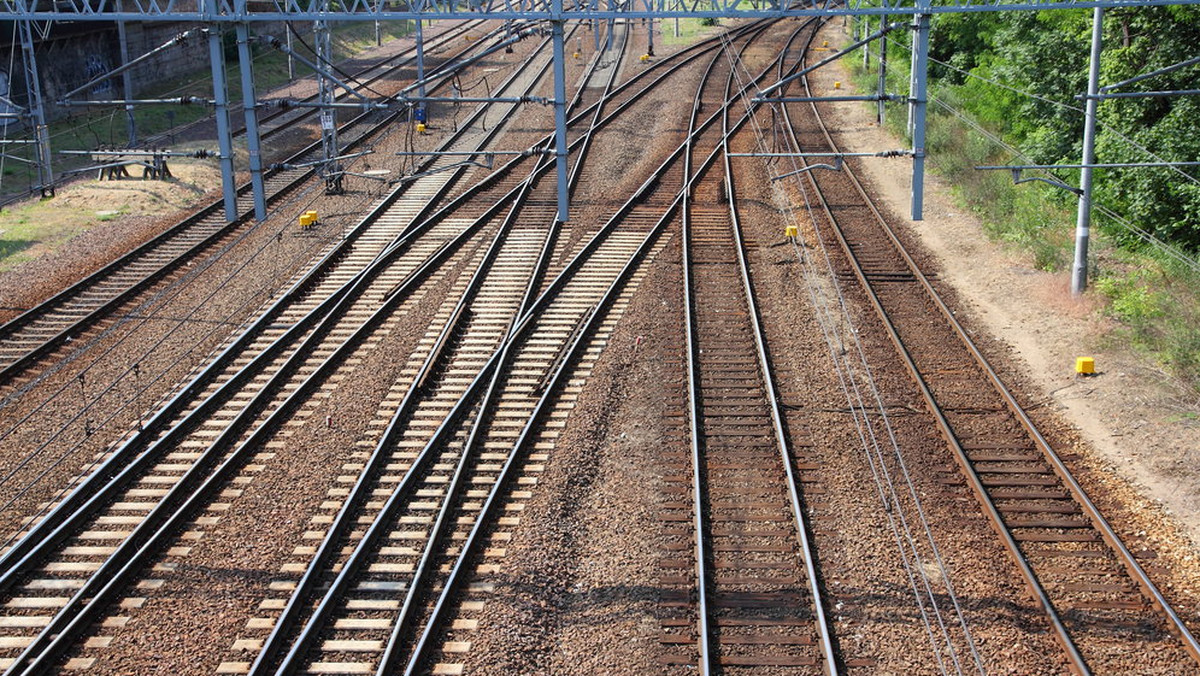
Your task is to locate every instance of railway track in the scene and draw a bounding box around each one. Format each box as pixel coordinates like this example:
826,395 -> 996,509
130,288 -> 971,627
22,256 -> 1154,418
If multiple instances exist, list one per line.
0,22 -> 564,552
214,21 -> 809,676
0,20 -> 509,391
0,27 -> 570,674
2,13 -> 1194,676
0,15 -> 754,674
644,21 -> 839,673
769,23 -> 1200,674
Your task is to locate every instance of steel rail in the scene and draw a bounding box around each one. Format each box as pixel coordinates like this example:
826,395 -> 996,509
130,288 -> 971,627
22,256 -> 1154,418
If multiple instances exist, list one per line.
0,22 -> 567,570
340,156 -> 555,676
402,21 -> 792,674
777,27 -> 1200,673
790,43 -> 1200,669
0,25 -> 564,590
291,128 -> 682,674
0,55 -> 566,676
263,23 -> 795,674
373,169 -> 562,676
0,11 -> 741,594
0,26 -> 577,637
0,18 -> 756,675
404,188 -> 684,676
0,37 -> 572,659
679,28 -> 728,674
252,30 -> 616,660
0,19 -> 508,390
776,46 -> 1092,676
804,111 -> 1089,672
2,204 -> 494,675
263,145 -> 556,676
680,19 -> 835,673
720,23 -> 837,671
0,17 -> 674,673
367,28 -> 628,674
272,35 -> 621,665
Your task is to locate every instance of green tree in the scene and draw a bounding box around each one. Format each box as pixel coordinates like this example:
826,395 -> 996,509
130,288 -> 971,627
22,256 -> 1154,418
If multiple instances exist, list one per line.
929,7 -> 1200,251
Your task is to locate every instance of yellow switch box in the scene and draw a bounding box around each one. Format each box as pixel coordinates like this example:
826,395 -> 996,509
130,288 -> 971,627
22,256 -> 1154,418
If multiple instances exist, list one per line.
640,53 -> 650,62
299,213 -> 314,228
1075,357 -> 1095,375
416,122 -> 427,133
785,225 -> 798,239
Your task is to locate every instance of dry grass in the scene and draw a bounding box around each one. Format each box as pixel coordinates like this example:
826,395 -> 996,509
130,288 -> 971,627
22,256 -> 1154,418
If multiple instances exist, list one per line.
0,160 -> 221,273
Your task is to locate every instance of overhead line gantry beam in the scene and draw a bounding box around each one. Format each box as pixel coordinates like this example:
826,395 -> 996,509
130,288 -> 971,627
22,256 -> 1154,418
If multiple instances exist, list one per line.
4,0 -> 1200,20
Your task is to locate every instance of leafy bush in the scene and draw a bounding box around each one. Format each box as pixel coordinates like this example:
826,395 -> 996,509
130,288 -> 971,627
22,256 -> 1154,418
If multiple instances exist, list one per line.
1096,260 -> 1200,387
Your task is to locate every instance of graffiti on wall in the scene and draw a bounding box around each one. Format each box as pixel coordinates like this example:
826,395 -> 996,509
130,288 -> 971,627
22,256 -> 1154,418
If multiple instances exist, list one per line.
84,53 -> 114,98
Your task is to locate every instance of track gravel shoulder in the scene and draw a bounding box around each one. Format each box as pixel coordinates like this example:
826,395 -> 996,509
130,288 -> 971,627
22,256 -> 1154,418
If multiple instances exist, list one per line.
461,248 -> 678,675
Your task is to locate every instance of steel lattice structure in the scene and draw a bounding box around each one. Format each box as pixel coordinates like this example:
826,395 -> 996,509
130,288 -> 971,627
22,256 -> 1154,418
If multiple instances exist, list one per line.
2,0 -> 1200,19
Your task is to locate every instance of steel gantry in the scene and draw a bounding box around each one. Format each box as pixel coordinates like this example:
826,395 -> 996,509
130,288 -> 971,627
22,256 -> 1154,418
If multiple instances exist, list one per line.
5,0 -> 1200,19
15,18 -> 53,198
5,0 -> 1200,280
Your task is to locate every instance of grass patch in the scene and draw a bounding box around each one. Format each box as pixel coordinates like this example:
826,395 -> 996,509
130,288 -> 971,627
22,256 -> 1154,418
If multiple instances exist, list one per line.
0,239 -> 36,261
659,18 -> 722,47
0,199 -> 106,272
1096,255 -> 1200,388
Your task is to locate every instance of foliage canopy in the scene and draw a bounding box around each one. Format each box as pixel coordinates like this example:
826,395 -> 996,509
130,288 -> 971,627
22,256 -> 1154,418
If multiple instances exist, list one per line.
929,7 -> 1200,251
